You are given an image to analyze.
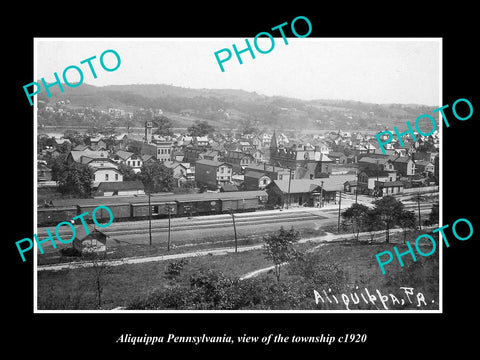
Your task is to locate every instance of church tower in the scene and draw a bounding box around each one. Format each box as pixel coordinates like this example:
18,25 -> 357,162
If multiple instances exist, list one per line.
269,130 -> 278,159
270,130 -> 284,167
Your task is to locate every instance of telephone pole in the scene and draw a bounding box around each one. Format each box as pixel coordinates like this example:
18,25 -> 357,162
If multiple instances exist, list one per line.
320,180 -> 324,208
286,167 -> 293,209
337,190 -> 342,232
417,192 -> 422,230
230,211 -> 238,253
167,204 -> 172,251
355,170 -> 359,204
148,192 -> 152,246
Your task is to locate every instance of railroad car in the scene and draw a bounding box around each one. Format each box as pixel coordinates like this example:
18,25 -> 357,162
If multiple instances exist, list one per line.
37,206 -> 78,227
37,190 -> 268,226
131,200 -> 178,219
77,202 -> 132,223
176,197 -> 222,216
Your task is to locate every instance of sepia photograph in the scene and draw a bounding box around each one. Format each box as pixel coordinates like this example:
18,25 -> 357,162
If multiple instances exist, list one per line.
31,37 -> 443,312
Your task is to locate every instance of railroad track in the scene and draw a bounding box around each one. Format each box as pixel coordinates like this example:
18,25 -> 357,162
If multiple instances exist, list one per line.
40,210 -> 330,237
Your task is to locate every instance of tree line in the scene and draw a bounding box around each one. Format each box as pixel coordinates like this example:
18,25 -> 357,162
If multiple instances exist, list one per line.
341,196 -> 438,244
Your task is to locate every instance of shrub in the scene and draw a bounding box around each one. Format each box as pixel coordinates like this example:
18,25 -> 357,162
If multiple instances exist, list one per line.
164,259 -> 189,279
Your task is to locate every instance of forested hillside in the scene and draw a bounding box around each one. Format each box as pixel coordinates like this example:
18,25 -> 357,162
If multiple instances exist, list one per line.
37,83 -> 437,131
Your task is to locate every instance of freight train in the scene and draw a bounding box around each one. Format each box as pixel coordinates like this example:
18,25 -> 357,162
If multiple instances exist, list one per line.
37,190 -> 268,227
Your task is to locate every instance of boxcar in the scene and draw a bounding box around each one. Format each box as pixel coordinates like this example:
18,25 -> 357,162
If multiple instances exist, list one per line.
75,202 -> 132,223
177,198 -> 222,216
220,190 -> 267,212
221,197 -> 260,212
131,200 -> 177,219
37,206 -> 78,227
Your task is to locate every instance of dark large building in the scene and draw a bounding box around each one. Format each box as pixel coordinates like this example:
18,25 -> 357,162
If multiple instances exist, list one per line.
269,130 -> 333,178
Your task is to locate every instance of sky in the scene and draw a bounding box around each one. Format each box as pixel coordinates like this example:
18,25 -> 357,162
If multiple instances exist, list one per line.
35,38 -> 441,106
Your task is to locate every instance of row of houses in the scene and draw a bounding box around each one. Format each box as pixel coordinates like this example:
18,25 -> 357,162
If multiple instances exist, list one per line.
38,119 -> 439,202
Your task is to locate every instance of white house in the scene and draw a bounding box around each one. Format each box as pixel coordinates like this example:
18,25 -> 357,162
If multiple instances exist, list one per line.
114,150 -> 143,173
87,158 -> 124,185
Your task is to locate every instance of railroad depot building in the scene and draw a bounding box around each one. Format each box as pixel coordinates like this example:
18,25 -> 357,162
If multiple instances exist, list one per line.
265,174 -> 356,208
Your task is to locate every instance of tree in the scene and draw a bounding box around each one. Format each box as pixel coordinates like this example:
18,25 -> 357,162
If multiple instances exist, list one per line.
140,161 -> 175,193
187,120 -> 215,137
49,153 -> 68,180
103,134 -> 118,151
398,209 -> 417,244
153,115 -> 173,136
341,203 -> 369,241
117,163 -> 138,182
363,208 -> 382,243
54,160 -> 94,198
84,250 -> 125,309
372,195 -> 405,243
263,227 -> 301,282
417,141 -> 437,153
57,141 -> 72,154
63,130 -> 85,148
239,118 -> 258,135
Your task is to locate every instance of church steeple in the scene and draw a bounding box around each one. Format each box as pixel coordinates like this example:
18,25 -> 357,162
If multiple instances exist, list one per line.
269,130 -> 279,165
270,130 -> 278,151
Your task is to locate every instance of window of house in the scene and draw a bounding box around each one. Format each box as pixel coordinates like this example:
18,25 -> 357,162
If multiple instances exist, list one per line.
105,174 -> 109,181
115,173 -> 119,181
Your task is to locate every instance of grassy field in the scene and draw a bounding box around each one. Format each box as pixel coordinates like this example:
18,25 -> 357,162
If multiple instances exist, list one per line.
37,231 -> 439,311
37,225 -> 328,266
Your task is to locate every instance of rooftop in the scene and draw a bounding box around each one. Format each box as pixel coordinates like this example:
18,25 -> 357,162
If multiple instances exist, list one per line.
272,174 -> 357,193
96,180 -> 145,192
195,159 -> 229,167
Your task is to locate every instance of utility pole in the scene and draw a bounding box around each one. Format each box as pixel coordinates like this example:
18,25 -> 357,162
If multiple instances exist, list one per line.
148,191 -> 152,246
355,170 -> 359,204
320,180 -> 324,208
286,167 -> 293,209
230,211 -> 238,253
417,192 -> 422,230
337,190 -> 342,232
167,204 -> 172,251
